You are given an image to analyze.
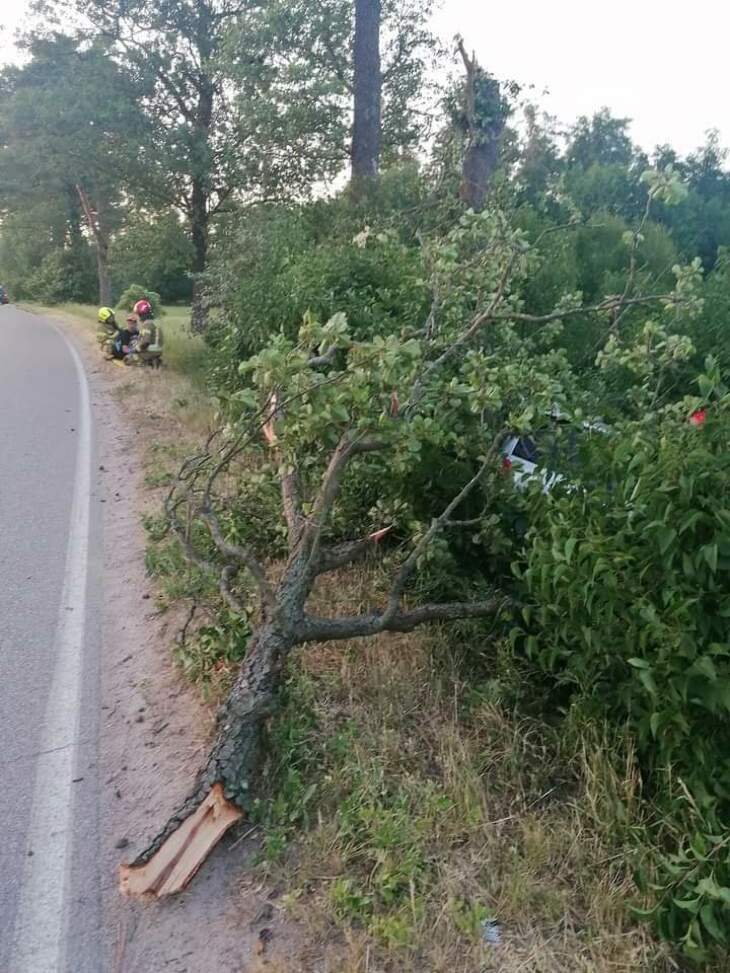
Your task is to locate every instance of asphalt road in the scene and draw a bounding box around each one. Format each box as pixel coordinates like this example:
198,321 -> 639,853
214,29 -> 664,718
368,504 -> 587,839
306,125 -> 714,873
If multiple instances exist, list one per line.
0,307 -> 103,972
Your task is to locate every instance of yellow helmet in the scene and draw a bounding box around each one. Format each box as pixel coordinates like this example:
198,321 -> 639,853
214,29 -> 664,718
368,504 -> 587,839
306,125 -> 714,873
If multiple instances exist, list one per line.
98,306 -> 115,324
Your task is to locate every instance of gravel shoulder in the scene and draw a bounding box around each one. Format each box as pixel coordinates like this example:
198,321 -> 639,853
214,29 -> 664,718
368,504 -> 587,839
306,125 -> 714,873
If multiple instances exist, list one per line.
42,312 -> 305,973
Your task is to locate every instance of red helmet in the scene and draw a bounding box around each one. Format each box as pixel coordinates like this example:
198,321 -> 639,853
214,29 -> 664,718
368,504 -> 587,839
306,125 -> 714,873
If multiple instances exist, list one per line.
134,299 -> 152,317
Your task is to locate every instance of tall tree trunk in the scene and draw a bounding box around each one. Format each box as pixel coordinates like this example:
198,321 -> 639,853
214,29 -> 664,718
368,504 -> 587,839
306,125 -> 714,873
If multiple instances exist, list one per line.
190,178 -> 209,334
351,0 -> 382,198
460,130 -> 502,212
75,183 -> 112,305
189,64 -> 214,334
457,43 -> 505,212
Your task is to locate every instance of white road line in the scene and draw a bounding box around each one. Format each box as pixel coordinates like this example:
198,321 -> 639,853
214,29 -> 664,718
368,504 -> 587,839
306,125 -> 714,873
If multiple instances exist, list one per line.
10,325 -> 92,973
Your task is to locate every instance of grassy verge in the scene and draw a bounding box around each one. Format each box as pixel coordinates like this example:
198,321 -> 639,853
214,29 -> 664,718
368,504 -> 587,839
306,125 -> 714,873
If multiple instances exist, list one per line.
243,571 -> 676,973
24,302 -> 206,382
147,542 -> 679,969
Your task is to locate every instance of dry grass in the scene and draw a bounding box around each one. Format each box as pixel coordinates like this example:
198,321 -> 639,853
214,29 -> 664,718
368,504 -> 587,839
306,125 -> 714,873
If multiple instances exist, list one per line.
252,569 -> 678,973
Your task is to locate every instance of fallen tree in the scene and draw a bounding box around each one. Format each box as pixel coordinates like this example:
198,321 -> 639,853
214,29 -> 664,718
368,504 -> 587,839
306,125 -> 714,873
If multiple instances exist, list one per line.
121,181 -> 699,896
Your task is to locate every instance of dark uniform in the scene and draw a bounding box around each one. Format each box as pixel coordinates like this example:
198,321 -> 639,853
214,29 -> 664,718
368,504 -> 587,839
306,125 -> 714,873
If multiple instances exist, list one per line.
112,325 -> 139,360
127,319 -> 163,366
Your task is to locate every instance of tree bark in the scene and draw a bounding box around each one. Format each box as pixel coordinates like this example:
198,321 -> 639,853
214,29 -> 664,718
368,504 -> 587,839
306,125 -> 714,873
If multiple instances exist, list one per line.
351,0 -> 382,197
189,19 -> 215,335
76,183 -> 112,305
190,177 -> 209,334
128,621 -> 294,870
460,130 -> 502,212
457,45 -> 505,212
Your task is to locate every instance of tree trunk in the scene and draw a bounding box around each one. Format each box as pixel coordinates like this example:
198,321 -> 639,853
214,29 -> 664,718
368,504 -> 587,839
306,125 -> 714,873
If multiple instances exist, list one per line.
351,0 -> 382,197
75,183 -> 112,305
189,64 -> 214,334
457,45 -> 505,212
121,622 -> 294,891
190,180 -> 209,334
460,130 -> 502,212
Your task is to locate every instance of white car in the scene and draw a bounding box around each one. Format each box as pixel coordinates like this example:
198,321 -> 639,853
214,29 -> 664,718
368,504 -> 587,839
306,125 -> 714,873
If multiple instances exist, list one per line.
501,435 -> 564,493
501,420 -> 608,494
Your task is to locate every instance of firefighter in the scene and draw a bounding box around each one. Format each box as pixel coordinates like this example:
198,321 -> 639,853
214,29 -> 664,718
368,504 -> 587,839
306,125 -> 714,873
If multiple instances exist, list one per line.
126,314 -> 163,367
96,307 -> 119,358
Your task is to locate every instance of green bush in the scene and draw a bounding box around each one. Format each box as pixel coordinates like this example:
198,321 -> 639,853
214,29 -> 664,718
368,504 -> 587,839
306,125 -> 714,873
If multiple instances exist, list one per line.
23,246 -> 97,304
515,377 -> 730,958
110,213 -> 193,303
203,170 -> 432,392
116,283 -> 163,316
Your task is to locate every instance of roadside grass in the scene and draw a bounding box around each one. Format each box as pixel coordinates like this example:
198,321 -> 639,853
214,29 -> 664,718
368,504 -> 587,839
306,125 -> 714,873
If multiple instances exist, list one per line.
246,570 -> 677,973
23,301 -> 206,384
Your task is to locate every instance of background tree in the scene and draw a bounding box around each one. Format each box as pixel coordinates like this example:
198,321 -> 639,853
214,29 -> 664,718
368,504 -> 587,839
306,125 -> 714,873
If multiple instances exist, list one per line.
0,33 -> 142,303
229,0 -> 441,183
36,0 -> 299,328
110,213 -> 195,303
351,0 -> 382,193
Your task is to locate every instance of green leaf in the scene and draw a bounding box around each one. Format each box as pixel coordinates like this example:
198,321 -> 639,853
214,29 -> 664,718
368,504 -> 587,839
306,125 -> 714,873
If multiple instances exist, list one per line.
691,656 -> 718,682
700,903 -> 726,944
695,877 -> 730,903
231,388 -> 258,407
703,544 -> 718,573
673,895 -> 702,914
657,526 -> 677,555
689,833 -> 709,860
638,669 -> 658,696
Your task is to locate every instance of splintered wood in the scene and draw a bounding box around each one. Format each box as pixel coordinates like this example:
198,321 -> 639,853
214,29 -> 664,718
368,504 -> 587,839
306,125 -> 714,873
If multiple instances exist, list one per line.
119,784 -> 243,897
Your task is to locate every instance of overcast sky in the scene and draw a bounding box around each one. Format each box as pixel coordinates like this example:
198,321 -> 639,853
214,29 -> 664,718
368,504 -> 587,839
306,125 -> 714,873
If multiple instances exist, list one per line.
1,0 -> 725,157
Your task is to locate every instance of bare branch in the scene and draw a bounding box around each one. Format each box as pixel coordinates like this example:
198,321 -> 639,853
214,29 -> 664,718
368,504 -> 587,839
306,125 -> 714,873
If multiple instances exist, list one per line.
495,292 -> 677,327
316,526 -> 392,576
300,595 -> 506,643
303,433 -> 387,571
307,345 -> 340,369
199,507 -> 275,611
612,193 -> 654,334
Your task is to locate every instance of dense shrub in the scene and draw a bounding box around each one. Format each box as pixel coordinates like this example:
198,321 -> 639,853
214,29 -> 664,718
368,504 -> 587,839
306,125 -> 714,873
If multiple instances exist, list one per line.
204,168 -> 433,391
116,283 -> 162,316
21,245 -> 97,304
515,378 -> 730,957
110,213 -> 193,303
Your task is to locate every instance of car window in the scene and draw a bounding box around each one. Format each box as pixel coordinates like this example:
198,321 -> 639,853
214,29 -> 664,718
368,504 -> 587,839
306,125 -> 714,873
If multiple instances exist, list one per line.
513,437 -> 539,463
